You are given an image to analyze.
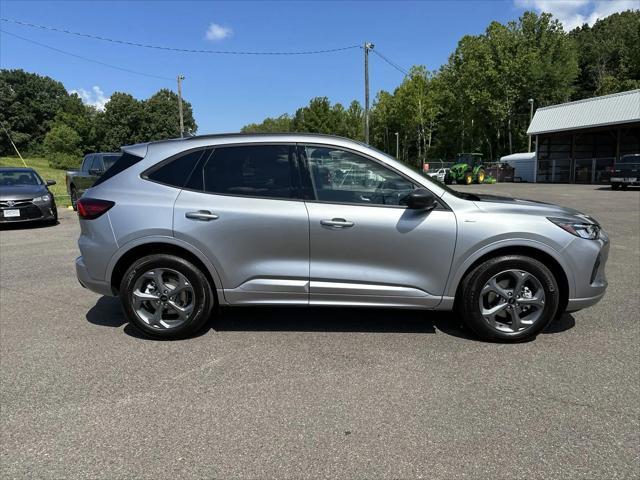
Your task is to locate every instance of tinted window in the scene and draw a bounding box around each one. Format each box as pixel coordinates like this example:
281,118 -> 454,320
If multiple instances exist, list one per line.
92,152 -> 144,187
90,156 -> 101,172
102,154 -> 122,170
200,145 -> 295,199
618,155 -> 640,164
303,146 -> 414,206
0,170 -> 42,186
82,155 -> 93,173
146,149 -> 207,188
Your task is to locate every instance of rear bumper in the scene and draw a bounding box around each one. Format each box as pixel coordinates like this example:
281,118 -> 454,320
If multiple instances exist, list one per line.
611,177 -> 639,185
76,256 -> 115,296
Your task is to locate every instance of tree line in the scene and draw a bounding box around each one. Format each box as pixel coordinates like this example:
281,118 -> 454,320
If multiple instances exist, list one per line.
0,69 -> 196,169
243,10 -> 640,164
1,10 -> 637,170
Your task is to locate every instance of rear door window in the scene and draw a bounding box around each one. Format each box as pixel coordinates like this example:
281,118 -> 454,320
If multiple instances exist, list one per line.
198,145 -> 297,199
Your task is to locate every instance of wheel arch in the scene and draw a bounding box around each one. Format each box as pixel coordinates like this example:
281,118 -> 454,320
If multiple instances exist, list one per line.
450,244 -> 571,313
108,239 -> 222,302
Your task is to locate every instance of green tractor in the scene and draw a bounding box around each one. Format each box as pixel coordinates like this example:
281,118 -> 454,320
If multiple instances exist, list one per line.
445,153 -> 487,185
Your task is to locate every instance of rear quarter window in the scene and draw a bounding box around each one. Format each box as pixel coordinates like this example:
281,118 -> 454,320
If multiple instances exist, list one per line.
92,152 -> 144,187
144,149 -> 209,188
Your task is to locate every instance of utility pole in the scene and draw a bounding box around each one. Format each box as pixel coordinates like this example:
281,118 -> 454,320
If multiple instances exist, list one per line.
364,42 -> 374,144
528,98 -> 534,152
395,132 -> 399,159
177,74 -> 185,138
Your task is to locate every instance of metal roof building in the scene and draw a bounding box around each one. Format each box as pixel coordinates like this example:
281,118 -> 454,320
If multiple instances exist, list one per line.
527,90 -> 640,183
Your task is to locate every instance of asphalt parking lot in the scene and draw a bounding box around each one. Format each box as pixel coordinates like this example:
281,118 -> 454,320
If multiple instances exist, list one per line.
1,183 -> 639,479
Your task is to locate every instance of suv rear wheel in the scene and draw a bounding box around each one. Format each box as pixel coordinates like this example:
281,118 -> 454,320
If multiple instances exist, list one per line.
458,255 -> 560,342
119,254 -> 214,339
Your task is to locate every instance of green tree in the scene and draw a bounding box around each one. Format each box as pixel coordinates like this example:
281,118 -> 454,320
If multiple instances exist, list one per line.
95,93 -> 145,151
430,11 -> 578,159
292,97 -> 337,133
571,11 -> 640,97
241,114 -> 293,133
141,89 -> 196,140
0,69 -> 68,155
53,94 -> 99,153
43,123 -> 83,169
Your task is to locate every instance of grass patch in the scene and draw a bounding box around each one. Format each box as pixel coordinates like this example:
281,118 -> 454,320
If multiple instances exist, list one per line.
0,156 -> 72,207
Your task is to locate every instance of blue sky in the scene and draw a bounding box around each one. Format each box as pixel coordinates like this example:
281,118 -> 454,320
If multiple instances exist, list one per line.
0,0 -> 636,133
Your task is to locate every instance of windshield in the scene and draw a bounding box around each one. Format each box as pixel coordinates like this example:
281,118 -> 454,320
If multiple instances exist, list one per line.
618,155 -> 640,164
366,145 -> 481,201
0,170 -> 42,187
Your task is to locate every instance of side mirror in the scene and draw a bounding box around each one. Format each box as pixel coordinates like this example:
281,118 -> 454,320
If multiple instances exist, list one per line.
406,188 -> 437,211
89,168 -> 103,176
46,179 -> 56,186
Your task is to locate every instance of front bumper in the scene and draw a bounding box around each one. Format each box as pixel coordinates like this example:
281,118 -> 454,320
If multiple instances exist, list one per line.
0,201 -> 56,223
567,292 -> 607,311
563,230 -> 610,312
76,256 -> 115,296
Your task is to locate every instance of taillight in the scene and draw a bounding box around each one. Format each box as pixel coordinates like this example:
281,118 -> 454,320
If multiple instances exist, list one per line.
77,198 -> 115,219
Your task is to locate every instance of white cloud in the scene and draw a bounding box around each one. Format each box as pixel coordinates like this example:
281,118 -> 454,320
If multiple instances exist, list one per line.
69,86 -> 109,111
205,23 -> 233,41
515,0 -> 638,30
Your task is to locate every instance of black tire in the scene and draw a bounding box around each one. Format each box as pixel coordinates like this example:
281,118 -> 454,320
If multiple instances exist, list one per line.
444,175 -> 453,185
620,184 -> 628,190
119,254 -> 215,339
611,183 -> 620,190
463,171 -> 474,185
457,255 -> 560,342
70,187 -> 78,211
45,204 -> 58,226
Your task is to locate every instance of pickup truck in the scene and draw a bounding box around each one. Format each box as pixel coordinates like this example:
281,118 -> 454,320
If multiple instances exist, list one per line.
611,154 -> 640,190
66,152 -> 121,210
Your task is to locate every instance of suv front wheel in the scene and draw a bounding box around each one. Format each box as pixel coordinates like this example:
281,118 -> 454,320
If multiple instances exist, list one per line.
458,255 -> 560,342
120,254 -> 214,339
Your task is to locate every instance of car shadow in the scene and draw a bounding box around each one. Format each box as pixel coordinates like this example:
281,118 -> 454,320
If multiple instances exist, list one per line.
86,296 -> 575,342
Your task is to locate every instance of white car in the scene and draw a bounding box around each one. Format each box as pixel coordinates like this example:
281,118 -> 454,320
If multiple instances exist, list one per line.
427,167 -> 449,184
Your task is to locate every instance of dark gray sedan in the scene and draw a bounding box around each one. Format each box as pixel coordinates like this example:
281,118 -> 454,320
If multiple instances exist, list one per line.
0,167 -> 58,225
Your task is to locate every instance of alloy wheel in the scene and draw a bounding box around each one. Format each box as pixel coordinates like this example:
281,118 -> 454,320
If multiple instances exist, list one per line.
479,269 -> 546,333
131,268 -> 195,329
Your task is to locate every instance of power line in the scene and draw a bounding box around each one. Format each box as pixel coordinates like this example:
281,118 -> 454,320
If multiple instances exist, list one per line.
371,49 -> 409,76
0,29 -> 173,81
0,18 -> 361,55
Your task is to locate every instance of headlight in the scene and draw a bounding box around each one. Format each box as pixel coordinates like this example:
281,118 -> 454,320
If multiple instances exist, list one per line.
548,217 -> 601,240
33,194 -> 51,203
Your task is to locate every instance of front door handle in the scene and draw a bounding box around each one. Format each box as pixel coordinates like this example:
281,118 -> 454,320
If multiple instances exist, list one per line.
320,218 -> 354,228
185,210 -> 219,221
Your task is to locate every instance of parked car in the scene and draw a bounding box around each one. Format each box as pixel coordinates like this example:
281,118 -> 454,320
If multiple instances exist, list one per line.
0,167 -> 58,225
610,154 -> 640,190
66,152 -> 121,210
426,167 -> 449,184
74,134 -> 609,342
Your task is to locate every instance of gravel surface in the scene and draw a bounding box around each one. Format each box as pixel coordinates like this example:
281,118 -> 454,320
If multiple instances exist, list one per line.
1,184 -> 638,479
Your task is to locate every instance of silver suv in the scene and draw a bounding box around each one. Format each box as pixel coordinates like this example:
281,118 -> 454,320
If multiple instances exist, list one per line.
75,134 -> 609,342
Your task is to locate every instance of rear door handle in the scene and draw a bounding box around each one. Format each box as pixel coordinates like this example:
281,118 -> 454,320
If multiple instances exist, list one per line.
185,210 -> 219,221
320,218 -> 354,228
